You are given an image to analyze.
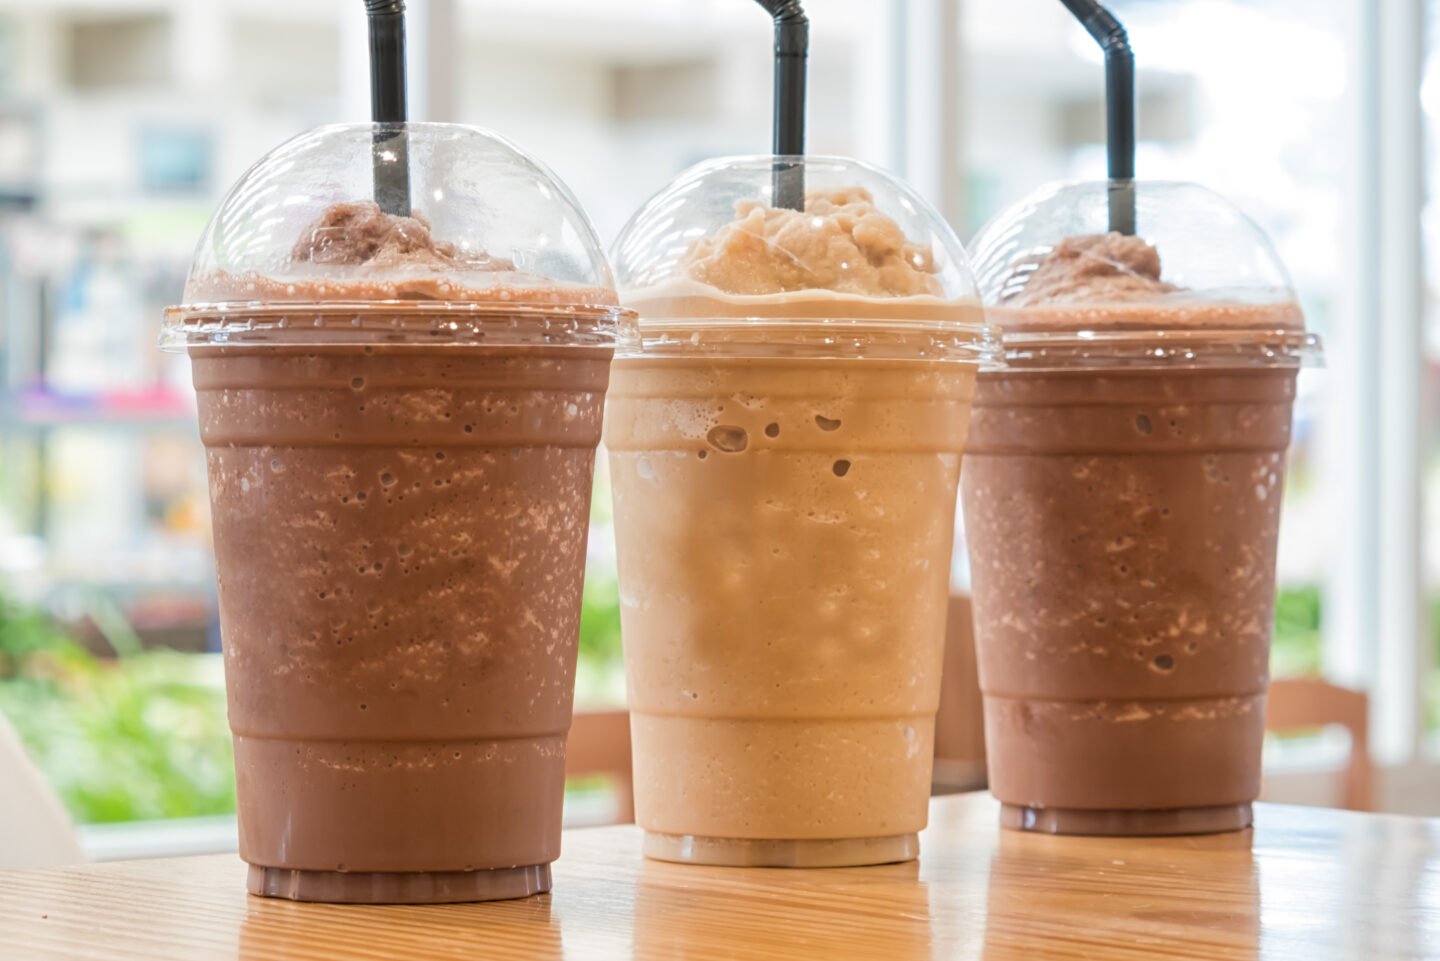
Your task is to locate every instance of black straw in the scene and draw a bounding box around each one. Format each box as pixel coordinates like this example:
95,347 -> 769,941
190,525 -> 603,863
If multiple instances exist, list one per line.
365,0 -> 411,217
1059,0 -> 1135,234
754,1 -> 808,211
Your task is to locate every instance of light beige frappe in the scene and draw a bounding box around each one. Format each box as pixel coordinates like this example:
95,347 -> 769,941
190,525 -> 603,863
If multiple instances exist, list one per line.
607,187 -> 988,866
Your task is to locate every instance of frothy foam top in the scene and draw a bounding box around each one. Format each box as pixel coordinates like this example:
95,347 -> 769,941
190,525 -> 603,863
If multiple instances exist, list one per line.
680,187 -> 945,299
994,231 -> 1303,332
1009,232 -> 1177,307
183,201 -> 618,309
624,280 -> 983,325
292,200 -> 482,270
991,294 -> 1304,333
185,271 -> 619,309
621,186 -> 988,330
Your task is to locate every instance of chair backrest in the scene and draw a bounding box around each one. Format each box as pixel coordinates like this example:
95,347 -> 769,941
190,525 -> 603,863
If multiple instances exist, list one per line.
933,594 -> 988,793
566,709 -> 634,824
0,713 -> 85,869
1264,677 -> 1374,812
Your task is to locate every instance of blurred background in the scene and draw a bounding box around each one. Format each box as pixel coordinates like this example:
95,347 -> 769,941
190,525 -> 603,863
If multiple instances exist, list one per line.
0,0 -> 1434,857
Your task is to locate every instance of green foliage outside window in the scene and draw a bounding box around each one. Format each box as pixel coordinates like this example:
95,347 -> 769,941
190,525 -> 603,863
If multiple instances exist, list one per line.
1272,584 -> 1323,677
0,580 -> 631,825
0,594 -> 234,824
0,582 -> 1395,826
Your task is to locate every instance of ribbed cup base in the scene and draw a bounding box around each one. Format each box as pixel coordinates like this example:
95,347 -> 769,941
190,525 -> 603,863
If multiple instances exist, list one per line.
1000,802 -> 1253,837
642,832 -> 919,868
246,864 -> 551,904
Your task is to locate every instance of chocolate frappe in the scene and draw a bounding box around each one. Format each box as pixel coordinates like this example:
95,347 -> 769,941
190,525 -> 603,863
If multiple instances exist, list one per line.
965,188 -> 1319,836
196,334 -> 609,900
164,124 -> 626,900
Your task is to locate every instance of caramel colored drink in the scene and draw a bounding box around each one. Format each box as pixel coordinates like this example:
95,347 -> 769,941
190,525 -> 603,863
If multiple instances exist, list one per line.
609,332 -> 975,865
964,214 -> 1320,836
608,168 -> 996,866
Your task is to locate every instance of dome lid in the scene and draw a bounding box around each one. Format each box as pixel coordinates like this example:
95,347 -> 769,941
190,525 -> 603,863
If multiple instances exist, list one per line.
613,155 -> 982,318
969,180 -> 1321,368
162,122 -> 625,349
608,155 -> 996,363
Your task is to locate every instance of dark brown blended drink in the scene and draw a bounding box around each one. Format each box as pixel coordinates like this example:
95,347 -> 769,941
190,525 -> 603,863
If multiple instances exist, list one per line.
963,182 -> 1321,836
161,124 -> 628,901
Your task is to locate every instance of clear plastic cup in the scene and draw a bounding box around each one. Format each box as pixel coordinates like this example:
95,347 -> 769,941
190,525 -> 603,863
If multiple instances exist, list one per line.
965,181 -> 1322,836
161,123 -> 631,901
607,156 -> 1000,866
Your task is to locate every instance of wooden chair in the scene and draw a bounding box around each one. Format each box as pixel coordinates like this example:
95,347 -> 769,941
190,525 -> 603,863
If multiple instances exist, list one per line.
933,594 -> 988,794
1264,677 -> 1374,812
566,709 -> 635,824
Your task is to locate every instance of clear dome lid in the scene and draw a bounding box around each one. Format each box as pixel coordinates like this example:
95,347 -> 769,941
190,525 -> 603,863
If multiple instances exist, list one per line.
162,122 -> 625,350
969,181 -> 1321,368
610,156 -> 996,362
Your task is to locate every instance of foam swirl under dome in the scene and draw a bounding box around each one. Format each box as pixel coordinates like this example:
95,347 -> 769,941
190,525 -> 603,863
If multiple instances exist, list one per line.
611,156 -> 983,320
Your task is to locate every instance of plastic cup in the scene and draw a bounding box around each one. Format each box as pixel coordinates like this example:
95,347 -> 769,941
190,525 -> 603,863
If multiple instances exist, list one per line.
606,157 -> 999,866
964,181 -> 1322,836
161,123 -> 630,901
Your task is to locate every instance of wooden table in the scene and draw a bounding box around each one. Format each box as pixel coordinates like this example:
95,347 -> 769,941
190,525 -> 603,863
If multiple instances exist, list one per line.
3,794 -> 1438,960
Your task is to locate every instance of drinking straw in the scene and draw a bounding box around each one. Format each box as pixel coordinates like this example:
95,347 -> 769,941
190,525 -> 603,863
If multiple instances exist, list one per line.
1059,0 -> 1135,234
365,0 -> 411,216
754,1 -> 808,211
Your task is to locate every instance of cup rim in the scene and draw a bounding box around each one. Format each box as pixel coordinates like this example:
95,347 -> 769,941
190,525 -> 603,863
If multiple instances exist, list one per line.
613,316 -> 1003,365
159,301 -> 636,352
994,328 -> 1323,370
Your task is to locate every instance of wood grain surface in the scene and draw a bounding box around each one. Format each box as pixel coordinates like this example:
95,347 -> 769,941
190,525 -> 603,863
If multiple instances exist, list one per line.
2,794 -> 1437,960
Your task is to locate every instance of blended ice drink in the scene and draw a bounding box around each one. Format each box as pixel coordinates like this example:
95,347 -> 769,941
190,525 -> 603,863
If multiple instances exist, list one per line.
607,158 -> 998,866
964,181 -> 1322,836
161,124 -> 629,901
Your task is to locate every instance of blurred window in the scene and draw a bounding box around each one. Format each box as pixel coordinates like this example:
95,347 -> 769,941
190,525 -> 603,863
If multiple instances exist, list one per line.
0,0 -> 1436,836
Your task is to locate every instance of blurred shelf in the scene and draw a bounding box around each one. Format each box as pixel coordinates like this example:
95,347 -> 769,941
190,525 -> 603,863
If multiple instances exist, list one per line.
0,387 -> 194,432
41,568 -> 215,596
